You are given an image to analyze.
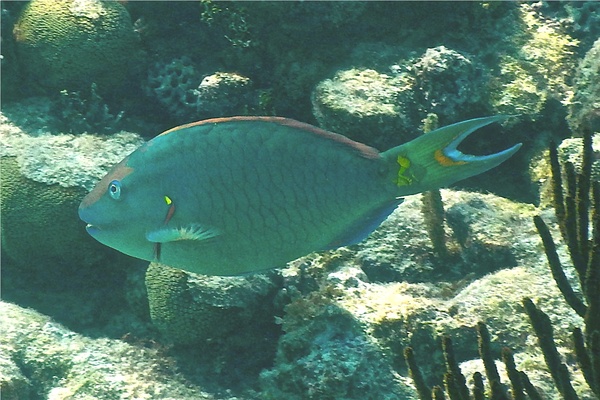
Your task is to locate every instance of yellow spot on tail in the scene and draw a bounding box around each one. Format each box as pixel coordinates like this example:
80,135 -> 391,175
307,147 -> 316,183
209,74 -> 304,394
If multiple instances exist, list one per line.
434,149 -> 468,166
164,195 -> 172,205
395,155 -> 415,186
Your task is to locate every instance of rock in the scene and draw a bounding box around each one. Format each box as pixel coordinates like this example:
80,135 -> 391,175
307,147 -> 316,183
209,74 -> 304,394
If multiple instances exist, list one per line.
356,190 -> 538,283
411,46 -> 488,123
0,301 -> 229,399
311,46 -> 488,149
489,3 -> 578,118
259,297 -> 416,400
144,263 -> 284,393
196,72 -> 253,118
312,68 -> 418,148
13,0 -> 141,93
273,188 -> 589,397
568,37 -> 600,134
0,105 -> 148,333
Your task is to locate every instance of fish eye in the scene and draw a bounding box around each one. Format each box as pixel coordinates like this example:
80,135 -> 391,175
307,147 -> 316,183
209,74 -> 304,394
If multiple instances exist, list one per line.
108,180 -> 122,200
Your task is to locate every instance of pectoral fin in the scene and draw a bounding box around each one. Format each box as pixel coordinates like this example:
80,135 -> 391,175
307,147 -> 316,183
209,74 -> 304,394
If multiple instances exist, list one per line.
146,223 -> 220,243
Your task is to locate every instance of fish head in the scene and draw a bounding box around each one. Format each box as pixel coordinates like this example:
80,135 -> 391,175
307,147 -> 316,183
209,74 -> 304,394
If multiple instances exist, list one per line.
78,155 -> 162,261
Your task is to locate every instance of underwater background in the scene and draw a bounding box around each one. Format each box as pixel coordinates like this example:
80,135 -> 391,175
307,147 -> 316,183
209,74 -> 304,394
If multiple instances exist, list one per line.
1,1 -> 599,399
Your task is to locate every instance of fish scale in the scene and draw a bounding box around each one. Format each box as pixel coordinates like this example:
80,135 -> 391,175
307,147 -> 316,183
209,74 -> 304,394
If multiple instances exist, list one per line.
79,116 -> 521,275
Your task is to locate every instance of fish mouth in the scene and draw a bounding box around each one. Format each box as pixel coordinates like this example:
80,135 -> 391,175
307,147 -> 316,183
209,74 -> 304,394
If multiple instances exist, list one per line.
85,224 -> 102,236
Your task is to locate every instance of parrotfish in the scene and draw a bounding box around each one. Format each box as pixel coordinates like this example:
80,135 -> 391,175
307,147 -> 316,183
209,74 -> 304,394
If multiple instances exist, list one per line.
79,116 -> 520,276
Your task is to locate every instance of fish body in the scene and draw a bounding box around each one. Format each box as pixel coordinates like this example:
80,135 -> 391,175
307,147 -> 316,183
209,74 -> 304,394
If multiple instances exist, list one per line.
79,116 -> 520,275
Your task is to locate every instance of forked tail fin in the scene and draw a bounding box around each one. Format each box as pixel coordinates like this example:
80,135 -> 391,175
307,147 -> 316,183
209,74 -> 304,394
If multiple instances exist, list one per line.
382,116 -> 522,196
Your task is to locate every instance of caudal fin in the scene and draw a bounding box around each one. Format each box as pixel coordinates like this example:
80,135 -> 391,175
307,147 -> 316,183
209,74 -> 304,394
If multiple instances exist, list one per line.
381,116 -> 522,196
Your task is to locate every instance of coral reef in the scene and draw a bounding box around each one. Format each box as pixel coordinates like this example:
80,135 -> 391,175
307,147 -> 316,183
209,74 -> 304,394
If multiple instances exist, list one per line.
411,46 -> 489,125
259,295 -> 415,399
144,263 -> 283,393
13,0 -> 141,92
0,156 -> 101,268
0,301 -> 228,400
0,111 -> 148,332
144,57 -> 255,122
312,45 -> 489,149
530,134 -> 600,208
1,2 -> 24,101
144,56 -> 201,120
356,191 -> 534,283
489,3 -> 578,117
53,83 -> 125,135
0,111 -> 143,191
2,2 -> 599,398
403,120 -> 599,400
568,37 -> 600,134
531,124 -> 600,398
145,262 -> 280,346
405,323 -> 546,400
539,1 -> 600,52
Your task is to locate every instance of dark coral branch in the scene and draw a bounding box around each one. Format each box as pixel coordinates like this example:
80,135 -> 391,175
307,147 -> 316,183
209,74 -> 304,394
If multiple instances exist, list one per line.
533,215 -> 587,317
501,347 -> 526,400
476,322 -> 506,399
519,371 -> 544,400
550,141 -> 567,239
522,298 -> 580,400
583,181 -> 600,396
472,371 -> 485,400
575,127 -> 593,266
443,372 -> 462,400
589,331 -> 600,397
422,190 -> 449,259
573,327 -> 596,395
432,385 -> 446,400
404,346 -> 432,400
442,336 -> 469,400
564,162 -> 588,284
489,380 -> 509,400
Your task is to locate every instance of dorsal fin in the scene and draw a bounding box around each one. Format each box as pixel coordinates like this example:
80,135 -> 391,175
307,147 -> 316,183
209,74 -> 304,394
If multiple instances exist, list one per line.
159,116 -> 382,160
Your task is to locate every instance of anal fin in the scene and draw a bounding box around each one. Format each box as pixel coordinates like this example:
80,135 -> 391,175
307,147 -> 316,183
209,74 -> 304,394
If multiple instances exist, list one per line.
323,199 -> 403,250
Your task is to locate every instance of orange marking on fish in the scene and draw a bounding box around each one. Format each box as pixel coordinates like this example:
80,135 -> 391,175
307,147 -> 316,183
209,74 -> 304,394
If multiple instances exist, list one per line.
80,158 -> 133,208
434,149 -> 467,166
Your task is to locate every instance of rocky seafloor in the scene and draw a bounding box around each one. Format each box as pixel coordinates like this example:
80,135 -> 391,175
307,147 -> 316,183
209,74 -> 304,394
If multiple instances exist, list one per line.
1,1 -> 600,399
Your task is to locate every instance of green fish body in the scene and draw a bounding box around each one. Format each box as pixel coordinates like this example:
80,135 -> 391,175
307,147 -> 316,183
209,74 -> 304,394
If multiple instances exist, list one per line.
79,116 -> 520,275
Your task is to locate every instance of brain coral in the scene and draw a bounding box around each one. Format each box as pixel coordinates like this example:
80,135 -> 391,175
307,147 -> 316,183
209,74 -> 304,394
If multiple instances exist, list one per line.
145,263 -> 280,346
1,156 -> 104,268
13,0 -> 140,92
